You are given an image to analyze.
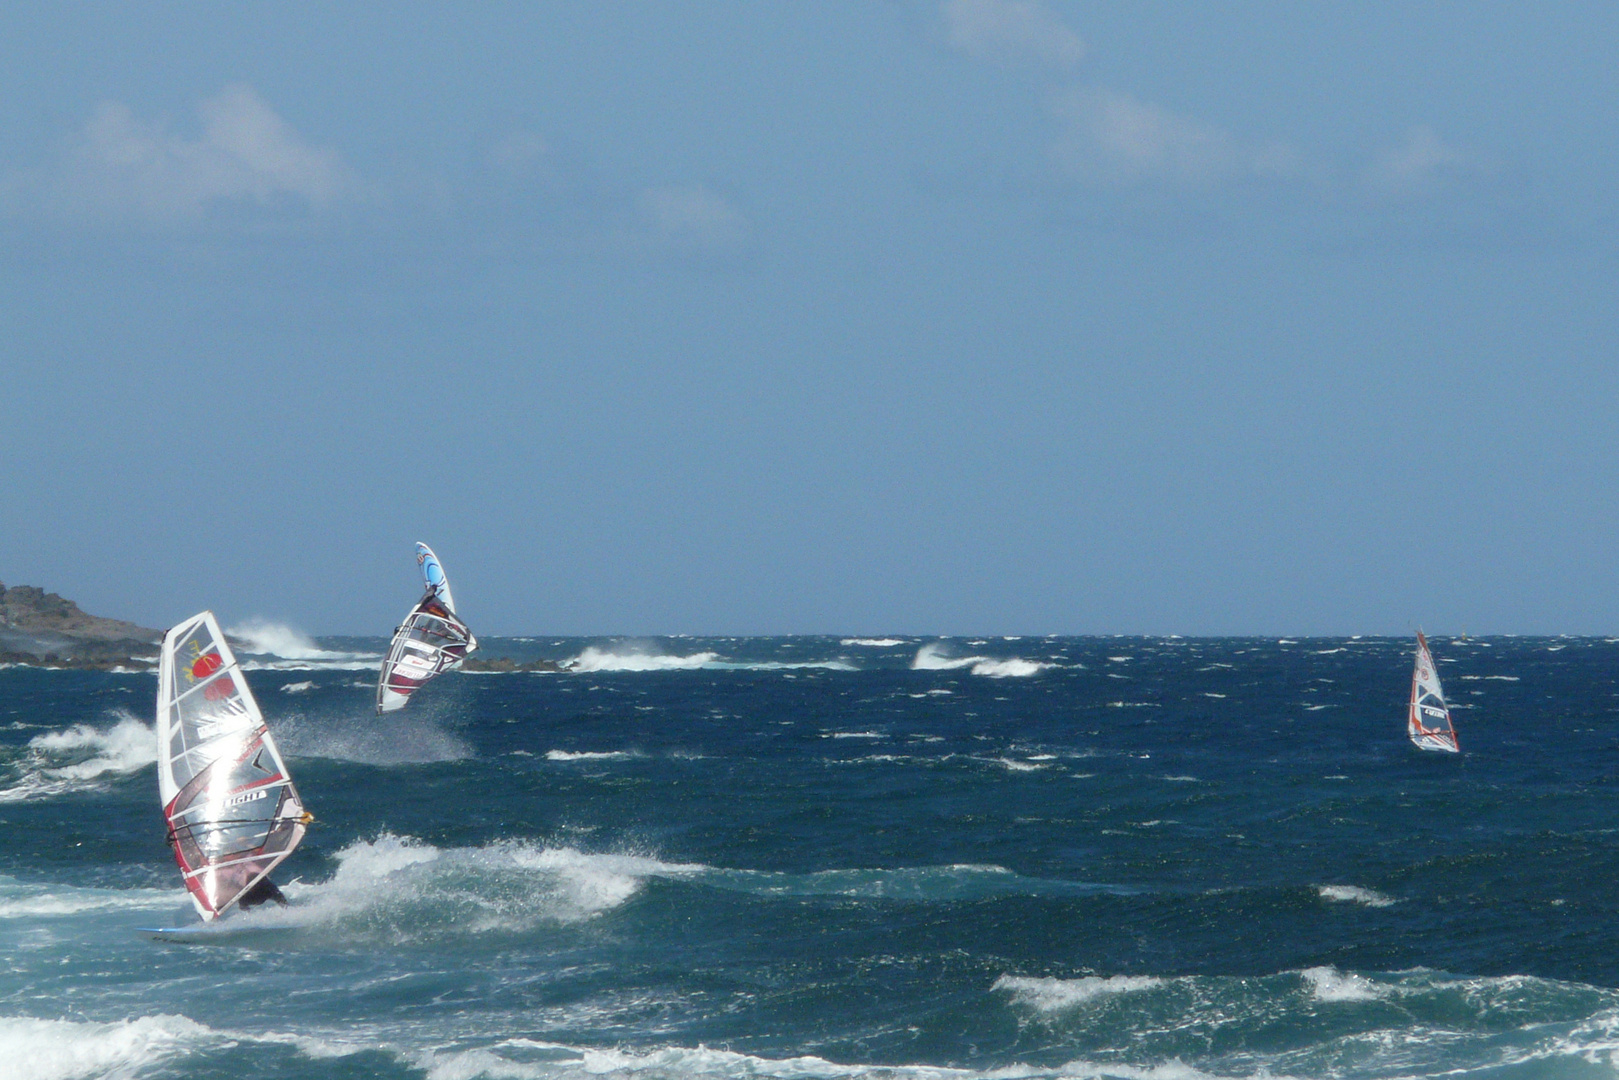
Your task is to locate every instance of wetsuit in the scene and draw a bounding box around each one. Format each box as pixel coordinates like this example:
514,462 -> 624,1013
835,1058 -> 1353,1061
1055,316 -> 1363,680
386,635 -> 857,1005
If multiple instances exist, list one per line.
238,877 -> 288,910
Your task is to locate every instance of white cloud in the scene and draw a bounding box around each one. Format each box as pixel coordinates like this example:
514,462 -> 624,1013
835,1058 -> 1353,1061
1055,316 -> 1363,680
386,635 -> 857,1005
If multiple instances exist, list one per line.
1363,125 -> 1471,196
1050,88 -> 1299,186
29,84 -> 354,223
636,184 -> 749,247
943,0 -> 1085,69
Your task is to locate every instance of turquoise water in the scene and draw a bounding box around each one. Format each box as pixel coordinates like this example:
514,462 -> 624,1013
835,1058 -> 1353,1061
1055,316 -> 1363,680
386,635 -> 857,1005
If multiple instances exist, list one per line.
4,635 -> 1619,1079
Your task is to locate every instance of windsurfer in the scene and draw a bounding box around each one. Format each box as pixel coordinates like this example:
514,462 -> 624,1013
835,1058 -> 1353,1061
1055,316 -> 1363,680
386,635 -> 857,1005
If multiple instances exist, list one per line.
238,876 -> 288,910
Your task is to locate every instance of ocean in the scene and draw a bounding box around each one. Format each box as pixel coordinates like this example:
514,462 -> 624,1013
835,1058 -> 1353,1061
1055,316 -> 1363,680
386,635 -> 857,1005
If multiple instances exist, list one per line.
4,634 -> 1619,1080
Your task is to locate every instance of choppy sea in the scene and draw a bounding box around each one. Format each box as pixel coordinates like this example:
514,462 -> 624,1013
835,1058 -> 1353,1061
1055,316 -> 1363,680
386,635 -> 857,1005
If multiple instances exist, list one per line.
5,633 -> 1619,1080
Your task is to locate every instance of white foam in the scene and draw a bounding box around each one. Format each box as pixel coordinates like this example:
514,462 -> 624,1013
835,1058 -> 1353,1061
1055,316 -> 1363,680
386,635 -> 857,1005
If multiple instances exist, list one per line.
228,619 -> 347,660
254,835 -> 708,938
0,713 -> 157,802
840,638 -> 905,647
0,1013 -> 220,1080
1301,965 -> 1386,1001
1318,885 -> 1396,908
567,647 -> 720,672
0,876 -> 178,919
544,749 -> 640,761
988,757 -> 1045,772
994,974 -> 1165,1011
912,644 -> 1049,678
279,680 -> 316,694
825,731 -> 886,739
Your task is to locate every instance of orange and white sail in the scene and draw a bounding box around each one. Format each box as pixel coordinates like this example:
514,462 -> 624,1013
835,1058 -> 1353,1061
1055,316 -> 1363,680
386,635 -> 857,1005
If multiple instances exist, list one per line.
1408,632 -> 1459,753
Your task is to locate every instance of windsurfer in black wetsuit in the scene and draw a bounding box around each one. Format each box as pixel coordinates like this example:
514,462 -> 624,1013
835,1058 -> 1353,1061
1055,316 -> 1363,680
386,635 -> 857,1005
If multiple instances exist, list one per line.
238,876 -> 288,910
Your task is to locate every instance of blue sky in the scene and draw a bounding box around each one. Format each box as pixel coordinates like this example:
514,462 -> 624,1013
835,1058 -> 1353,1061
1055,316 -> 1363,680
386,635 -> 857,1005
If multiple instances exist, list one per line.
3,2 -> 1618,635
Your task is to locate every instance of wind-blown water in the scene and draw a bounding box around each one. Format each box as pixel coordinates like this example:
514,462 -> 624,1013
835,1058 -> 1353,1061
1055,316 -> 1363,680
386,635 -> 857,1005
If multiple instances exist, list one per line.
4,635 -> 1619,1079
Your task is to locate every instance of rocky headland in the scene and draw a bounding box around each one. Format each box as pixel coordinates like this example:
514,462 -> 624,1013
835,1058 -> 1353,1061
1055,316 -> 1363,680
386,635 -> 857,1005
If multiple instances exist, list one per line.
0,583 -> 161,669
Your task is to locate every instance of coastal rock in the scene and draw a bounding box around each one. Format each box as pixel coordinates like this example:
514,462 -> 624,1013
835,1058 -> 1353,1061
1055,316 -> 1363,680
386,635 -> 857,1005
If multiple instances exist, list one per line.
0,581 -> 161,666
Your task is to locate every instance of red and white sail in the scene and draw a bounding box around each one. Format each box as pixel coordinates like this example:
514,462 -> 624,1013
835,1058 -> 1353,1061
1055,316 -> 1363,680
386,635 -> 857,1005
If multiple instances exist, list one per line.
1408,631 -> 1459,753
376,543 -> 477,714
157,612 -> 308,920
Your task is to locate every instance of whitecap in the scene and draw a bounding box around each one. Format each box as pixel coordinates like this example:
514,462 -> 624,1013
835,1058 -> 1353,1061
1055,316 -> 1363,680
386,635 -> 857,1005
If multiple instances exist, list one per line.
225,619 -> 378,670
1301,965 -> 1386,1001
1318,884 -> 1396,908
241,834 -> 710,939
544,749 -> 640,762
0,712 -> 157,803
279,680 -> 316,694
566,647 -> 720,672
0,876 -> 178,919
0,1013 -> 220,1080
840,638 -> 905,647
912,644 -> 1049,678
994,974 -> 1164,1011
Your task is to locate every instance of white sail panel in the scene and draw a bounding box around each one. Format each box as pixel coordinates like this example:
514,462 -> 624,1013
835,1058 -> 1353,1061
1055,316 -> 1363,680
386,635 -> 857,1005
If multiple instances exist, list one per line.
1407,632 -> 1459,753
157,612 -> 308,920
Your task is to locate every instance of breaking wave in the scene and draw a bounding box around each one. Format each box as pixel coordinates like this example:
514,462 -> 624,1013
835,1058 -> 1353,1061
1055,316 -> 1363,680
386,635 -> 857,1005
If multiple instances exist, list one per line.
568,647 -> 720,672
840,638 -> 906,647
1318,884 -> 1397,908
565,646 -> 856,673
225,619 -> 378,671
0,712 -> 156,802
223,835 -> 707,941
994,974 -> 1166,1010
176,842 -> 1133,945
912,643 -> 1050,678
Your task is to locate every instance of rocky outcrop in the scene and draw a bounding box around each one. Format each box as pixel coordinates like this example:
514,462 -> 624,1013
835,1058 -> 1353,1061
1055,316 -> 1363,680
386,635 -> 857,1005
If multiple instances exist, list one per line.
460,655 -> 564,673
0,582 -> 161,667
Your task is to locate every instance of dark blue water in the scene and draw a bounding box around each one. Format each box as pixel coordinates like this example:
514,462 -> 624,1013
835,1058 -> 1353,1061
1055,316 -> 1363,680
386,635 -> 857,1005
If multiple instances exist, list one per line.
5,635 -> 1619,1079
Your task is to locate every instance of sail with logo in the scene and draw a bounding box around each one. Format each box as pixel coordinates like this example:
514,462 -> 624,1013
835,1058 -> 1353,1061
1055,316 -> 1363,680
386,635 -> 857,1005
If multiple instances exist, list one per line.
376,542 -> 478,713
1408,631 -> 1459,753
157,611 -> 310,920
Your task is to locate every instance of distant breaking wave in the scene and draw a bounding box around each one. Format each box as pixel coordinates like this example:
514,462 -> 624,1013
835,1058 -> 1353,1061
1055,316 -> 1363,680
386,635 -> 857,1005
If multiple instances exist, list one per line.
568,647 -> 721,672
1318,884 -> 1397,908
565,645 -> 856,673
912,643 -> 1050,678
840,638 -> 906,647
224,619 -> 379,671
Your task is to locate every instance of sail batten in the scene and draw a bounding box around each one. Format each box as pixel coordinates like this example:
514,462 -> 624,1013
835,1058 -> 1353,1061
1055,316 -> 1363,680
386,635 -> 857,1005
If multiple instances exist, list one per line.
156,611 -> 307,920
375,543 -> 477,714
1407,631 -> 1460,753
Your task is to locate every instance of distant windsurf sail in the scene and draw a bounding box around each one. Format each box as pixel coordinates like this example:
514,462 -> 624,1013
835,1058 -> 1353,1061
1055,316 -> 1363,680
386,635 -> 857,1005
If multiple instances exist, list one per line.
157,611 -> 309,921
376,542 -> 477,714
1408,631 -> 1459,753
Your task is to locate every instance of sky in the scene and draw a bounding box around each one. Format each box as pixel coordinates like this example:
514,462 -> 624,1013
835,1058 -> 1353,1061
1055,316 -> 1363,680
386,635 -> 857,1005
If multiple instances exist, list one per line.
3,2 -> 1619,636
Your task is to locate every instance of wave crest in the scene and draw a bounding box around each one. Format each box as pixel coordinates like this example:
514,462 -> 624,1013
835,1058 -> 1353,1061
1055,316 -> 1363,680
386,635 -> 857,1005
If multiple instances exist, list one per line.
567,647 -> 720,672
0,712 -> 156,803
913,643 -> 1050,678
224,619 -> 378,670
